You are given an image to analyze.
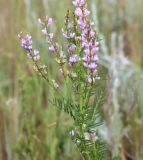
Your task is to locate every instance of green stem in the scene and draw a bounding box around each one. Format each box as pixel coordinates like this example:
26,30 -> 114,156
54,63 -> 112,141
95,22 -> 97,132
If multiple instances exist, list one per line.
79,88 -> 91,160
80,93 -> 83,114
84,87 -> 92,106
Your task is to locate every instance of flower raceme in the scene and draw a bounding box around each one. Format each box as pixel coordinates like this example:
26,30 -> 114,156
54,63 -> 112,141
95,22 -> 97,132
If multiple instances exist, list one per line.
62,0 -> 100,83
18,33 -> 32,51
70,128 -> 99,144
18,32 -> 40,62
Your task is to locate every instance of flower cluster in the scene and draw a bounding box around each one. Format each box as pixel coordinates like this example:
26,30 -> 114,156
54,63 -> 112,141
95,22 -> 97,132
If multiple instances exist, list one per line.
73,0 -> 100,83
70,128 -> 98,145
18,32 -> 40,62
61,24 -> 79,66
38,17 -> 55,52
60,0 -> 100,84
38,17 -> 67,66
18,33 -> 32,51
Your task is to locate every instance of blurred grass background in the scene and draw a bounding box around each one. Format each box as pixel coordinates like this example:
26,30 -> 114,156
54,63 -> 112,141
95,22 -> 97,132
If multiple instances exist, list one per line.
0,0 -> 143,160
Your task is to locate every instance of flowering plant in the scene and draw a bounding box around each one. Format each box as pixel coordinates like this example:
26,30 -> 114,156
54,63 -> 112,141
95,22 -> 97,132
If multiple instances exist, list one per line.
18,0 -> 106,159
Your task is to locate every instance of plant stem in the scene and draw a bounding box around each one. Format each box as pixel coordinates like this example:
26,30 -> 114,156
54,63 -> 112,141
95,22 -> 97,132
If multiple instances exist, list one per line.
79,87 -> 91,160
84,87 -> 92,106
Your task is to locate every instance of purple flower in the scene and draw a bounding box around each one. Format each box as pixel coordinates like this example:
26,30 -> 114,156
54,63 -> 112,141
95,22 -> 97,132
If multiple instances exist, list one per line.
82,55 -> 90,62
84,48 -> 90,55
21,34 -> 32,51
81,41 -> 87,48
67,44 -> 76,53
91,46 -> 99,54
49,33 -> 54,39
92,55 -> 98,61
46,17 -> 53,26
69,54 -> 79,64
82,28 -> 88,35
49,45 -> 55,53
83,8 -> 90,17
88,63 -> 97,70
90,30 -> 95,37
87,75 -> 92,83
78,18 -> 86,29
75,8 -> 83,17
61,28 -> 68,39
93,69 -> 97,76
83,62 -> 88,68
88,41 -> 93,47
73,0 -> 85,7
90,21 -> 94,26
48,18 -> 53,25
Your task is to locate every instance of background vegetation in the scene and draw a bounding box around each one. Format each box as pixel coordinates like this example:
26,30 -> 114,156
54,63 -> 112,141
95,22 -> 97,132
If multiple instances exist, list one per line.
0,0 -> 143,159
